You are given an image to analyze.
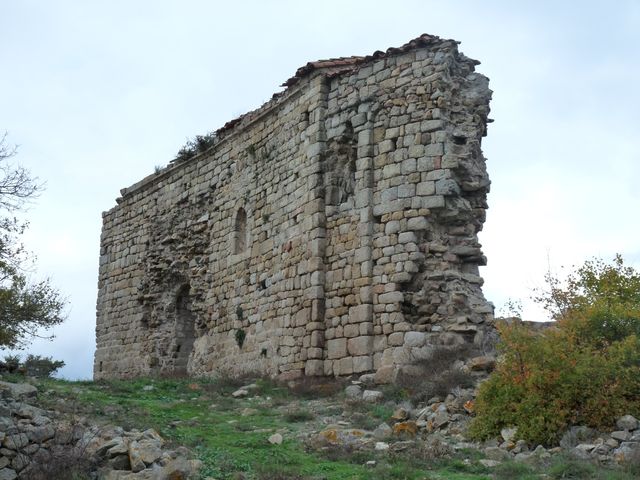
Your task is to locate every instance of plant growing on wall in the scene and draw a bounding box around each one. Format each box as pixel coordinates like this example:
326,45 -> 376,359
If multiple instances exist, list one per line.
173,132 -> 217,163
235,328 -> 246,349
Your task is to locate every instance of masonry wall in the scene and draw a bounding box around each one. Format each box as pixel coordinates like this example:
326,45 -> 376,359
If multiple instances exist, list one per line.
95,36 -> 494,381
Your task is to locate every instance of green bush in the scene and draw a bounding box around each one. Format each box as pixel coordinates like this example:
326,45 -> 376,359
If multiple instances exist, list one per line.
469,255 -> 640,445
23,354 -> 65,377
0,354 -> 64,378
1,354 -> 20,373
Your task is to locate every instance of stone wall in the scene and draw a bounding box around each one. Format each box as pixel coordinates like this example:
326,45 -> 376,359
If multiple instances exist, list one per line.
94,34 -> 494,381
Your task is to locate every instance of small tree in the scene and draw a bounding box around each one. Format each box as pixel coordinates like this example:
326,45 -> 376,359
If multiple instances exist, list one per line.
0,133 -> 66,348
533,254 -> 640,345
469,255 -> 640,445
23,354 -> 65,377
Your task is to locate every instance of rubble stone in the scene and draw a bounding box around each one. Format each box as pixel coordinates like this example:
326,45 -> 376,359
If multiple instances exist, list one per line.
616,415 -> 638,431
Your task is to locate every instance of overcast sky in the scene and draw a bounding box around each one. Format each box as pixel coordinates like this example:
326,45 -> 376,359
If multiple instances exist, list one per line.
1,1 -> 638,380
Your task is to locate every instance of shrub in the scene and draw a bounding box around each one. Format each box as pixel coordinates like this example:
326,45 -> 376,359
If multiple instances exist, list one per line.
1,354 -> 20,373
23,354 -> 65,377
469,255 -> 640,445
173,132 -> 217,163
0,354 -> 64,377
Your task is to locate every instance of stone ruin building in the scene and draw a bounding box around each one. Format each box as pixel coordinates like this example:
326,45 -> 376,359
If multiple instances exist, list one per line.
94,34 -> 494,382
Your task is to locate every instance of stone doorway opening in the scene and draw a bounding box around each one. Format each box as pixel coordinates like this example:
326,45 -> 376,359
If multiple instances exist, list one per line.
174,284 -> 196,375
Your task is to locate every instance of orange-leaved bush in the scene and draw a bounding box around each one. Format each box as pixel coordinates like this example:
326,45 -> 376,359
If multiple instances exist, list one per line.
469,255 -> 640,445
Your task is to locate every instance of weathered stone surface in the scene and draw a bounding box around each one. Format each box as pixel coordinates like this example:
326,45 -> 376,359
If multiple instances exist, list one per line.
94,34 -> 494,382
132,439 -> 162,465
373,423 -> 392,440
1,434 -> 28,451
500,427 -> 517,443
311,428 -> 369,448
560,426 -> 598,449
109,454 -> 131,470
327,339 -> 347,360
616,415 -> 639,431
391,408 -> 409,422
26,425 -> 54,443
404,332 -> 426,347
572,443 -> 597,460
127,441 -> 146,473
362,390 -> 384,403
484,446 -> 511,461
614,441 -> 640,462
347,336 -> 373,356
610,430 -> 632,441
392,421 -> 418,438
231,389 -> 249,398
0,383 -> 36,400
467,356 -> 496,372
352,356 -> 373,373
9,453 -> 28,472
345,385 -> 362,399
0,468 -> 16,480
161,457 -> 203,480
374,366 -> 396,385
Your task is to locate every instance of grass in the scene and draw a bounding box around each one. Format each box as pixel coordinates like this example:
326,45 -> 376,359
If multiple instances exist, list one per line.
33,376 -> 493,480
285,409 -> 315,423
21,375 -> 639,480
492,461 -> 538,480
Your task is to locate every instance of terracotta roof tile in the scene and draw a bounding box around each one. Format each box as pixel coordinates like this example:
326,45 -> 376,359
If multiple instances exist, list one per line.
282,56 -> 365,87
215,34 -> 447,137
281,33 -> 445,87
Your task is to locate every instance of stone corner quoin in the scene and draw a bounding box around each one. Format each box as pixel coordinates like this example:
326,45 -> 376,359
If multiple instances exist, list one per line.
94,33 -> 495,382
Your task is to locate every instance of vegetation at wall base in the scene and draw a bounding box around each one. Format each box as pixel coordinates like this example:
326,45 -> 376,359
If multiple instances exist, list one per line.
19,375 -> 636,480
470,255 -> 640,445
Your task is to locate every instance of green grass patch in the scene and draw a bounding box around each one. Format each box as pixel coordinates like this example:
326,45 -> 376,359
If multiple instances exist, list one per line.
19,376 -> 636,480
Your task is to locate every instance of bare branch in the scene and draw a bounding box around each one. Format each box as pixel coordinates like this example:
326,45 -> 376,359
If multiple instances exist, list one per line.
0,132 -> 17,160
0,132 -> 42,211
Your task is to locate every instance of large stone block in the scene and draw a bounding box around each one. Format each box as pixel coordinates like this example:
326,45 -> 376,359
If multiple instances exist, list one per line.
379,291 -> 403,304
374,365 -> 397,384
305,360 -> 324,376
404,331 -> 426,347
353,356 -> 373,373
337,357 -> 354,376
327,338 -> 347,359
348,336 -> 373,356
349,304 -> 373,324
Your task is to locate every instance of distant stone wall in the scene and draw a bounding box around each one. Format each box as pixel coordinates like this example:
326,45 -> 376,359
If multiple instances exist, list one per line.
94,34 -> 494,381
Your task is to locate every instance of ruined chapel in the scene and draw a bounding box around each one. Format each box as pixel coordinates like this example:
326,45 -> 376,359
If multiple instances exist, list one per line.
94,34 -> 494,382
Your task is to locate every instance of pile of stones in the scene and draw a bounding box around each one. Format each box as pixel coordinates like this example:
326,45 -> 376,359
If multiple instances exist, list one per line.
477,415 -> 640,468
309,372 -> 639,471
0,380 -> 201,480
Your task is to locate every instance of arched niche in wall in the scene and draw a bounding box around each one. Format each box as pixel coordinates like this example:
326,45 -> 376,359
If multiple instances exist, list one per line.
173,284 -> 196,375
233,207 -> 248,255
326,120 -> 357,205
